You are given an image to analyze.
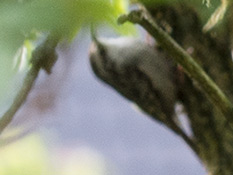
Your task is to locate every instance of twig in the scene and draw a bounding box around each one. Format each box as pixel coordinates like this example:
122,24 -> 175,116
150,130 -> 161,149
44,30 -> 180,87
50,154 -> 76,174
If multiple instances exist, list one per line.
0,65 -> 40,134
0,36 -> 58,134
118,10 -> 233,123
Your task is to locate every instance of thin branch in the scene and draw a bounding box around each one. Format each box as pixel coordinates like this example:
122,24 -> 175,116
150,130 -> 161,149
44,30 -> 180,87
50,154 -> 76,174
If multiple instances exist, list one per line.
0,65 -> 40,134
0,36 -> 58,134
118,10 -> 233,123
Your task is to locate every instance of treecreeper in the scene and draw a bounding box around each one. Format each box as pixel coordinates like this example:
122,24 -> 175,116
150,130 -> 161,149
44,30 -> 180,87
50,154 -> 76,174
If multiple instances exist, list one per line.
88,37 -> 195,147
89,37 -> 176,122
89,2 -> 233,174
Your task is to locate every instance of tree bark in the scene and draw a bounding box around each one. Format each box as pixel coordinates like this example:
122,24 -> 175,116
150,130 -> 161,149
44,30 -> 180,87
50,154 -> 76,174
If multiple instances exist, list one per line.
141,2 -> 233,175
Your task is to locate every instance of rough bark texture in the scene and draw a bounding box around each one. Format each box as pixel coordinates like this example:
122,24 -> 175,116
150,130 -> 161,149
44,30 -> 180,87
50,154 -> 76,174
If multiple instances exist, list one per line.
143,2 -> 233,175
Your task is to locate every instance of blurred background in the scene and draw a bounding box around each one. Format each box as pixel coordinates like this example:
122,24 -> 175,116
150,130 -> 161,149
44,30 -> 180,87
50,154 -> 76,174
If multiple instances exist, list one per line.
0,29 -> 206,175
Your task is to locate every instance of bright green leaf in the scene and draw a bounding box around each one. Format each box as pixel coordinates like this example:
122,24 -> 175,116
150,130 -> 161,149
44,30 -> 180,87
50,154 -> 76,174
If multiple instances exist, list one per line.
0,0 -> 132,103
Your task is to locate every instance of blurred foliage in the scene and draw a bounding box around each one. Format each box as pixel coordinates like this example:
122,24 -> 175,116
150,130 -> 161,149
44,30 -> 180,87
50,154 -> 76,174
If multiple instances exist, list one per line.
59,147 -> 109,175
0,133 -> 111,175
0,133 -> 51,175
0,0 -> 135,104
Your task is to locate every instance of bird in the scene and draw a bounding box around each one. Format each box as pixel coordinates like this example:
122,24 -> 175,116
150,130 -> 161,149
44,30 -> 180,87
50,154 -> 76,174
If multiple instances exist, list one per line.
89,36 -> 178,125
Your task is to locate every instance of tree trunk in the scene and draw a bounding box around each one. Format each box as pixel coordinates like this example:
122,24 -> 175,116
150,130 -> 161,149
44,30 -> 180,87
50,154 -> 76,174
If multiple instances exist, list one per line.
143,2 -> 233,175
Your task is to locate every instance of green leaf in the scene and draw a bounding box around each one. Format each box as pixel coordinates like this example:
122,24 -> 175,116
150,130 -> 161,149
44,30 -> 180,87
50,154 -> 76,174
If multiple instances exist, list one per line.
0,0 -> 132,102
0,133 -> 51,175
